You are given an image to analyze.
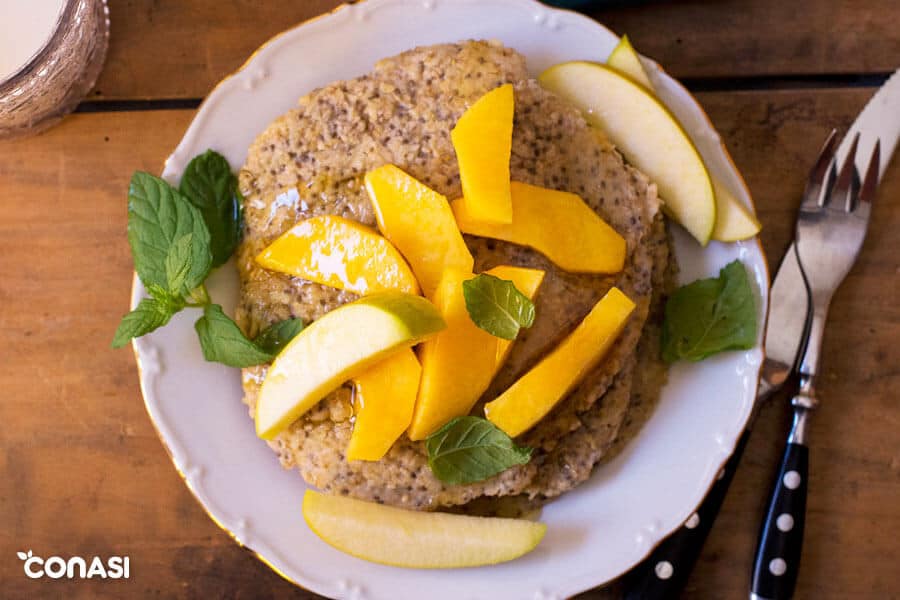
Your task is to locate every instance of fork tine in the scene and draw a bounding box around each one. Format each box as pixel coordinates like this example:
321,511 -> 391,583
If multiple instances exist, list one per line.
820,161 -> 838,209
859,139 -> 881,205
829,132 -> 860,211
801,129 -> 839,210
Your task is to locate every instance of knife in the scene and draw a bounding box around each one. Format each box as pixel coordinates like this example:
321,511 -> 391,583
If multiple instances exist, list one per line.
750,69 -> 900,600
623,242 -> 812,600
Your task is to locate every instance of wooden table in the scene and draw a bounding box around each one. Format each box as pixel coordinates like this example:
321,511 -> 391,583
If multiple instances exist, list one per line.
1,1 -> 897,598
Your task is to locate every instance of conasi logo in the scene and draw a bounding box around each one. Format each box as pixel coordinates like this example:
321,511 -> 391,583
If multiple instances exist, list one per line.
17,550 -> 130,579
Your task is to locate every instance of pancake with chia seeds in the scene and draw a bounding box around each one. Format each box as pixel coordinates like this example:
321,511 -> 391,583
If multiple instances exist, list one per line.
235,40 -> 672,510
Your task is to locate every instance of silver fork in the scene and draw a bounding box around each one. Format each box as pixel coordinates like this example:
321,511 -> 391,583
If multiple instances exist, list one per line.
750,130 -> 881,600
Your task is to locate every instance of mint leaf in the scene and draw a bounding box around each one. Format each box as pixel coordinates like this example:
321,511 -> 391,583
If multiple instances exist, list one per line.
194,304 -> 274,367
426,416 -> 533,485
111,297 -> 177,348
661,260 -> 757,362
165,233 -> 194,294
179,150 -> 242,268
146,284 -> 186,314
195,306 -> 302,367
253,318 -> 305,355
462,274 -> 535,340
128,172 -> 212,294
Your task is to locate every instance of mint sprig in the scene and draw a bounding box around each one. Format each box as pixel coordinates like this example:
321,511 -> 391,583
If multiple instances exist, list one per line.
194,306 -> 304,367
146,284 -> 187,314
661,260 -> 757,362
179,150 -> 243,268
195,305 -> 274,367
113,150 -> 301,366
253,318 -> 306,355
426,416 -> 533,485
164,233 -> 195,294
128,172 -> 212,296
462,273 -> 535,340
112,297 -> 177,348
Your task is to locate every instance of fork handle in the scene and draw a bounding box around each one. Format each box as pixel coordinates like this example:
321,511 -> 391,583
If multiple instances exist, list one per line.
751,429 -> 808,600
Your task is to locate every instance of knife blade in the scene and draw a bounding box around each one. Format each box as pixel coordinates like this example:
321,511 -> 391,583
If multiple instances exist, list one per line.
758,244 -> 811,401
834,69 -> 900,182
624,245 -> 811,600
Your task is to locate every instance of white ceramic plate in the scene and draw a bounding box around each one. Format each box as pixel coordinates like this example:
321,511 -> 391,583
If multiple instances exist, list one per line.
133,1 -> 769,598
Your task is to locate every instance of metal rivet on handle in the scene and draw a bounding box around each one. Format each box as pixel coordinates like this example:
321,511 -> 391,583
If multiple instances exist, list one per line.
685,513 -> 700,529
776,513 -> 795,532
655,561 -> 674,580
769,558 -> 787,576
783,470 -> 802,490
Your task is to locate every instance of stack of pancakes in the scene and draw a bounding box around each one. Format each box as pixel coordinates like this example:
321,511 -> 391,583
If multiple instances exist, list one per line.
236,41 -> 674,511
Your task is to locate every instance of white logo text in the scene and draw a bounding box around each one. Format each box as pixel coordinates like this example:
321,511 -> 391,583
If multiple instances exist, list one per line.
17,550 -> 130,579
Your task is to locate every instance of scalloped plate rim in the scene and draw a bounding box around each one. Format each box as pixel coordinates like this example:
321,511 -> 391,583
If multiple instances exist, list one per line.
131,1 -> 770,598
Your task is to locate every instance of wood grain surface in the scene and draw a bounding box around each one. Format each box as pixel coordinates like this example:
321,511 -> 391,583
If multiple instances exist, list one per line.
1,2 -> 899,599
91,0 -> 900,101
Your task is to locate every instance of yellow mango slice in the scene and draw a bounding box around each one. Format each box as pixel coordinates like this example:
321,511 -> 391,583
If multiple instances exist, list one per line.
302,490 -> 546,568
256,215 -> 419,295
408,265 -> 545,441
485,265 -> 546,366
256,292 -> 445,440
451,83 -> 515,224
346,348 -> 421,462
452,181 -> 626,274
485,287 -> 635,437
365,165 -> 474,297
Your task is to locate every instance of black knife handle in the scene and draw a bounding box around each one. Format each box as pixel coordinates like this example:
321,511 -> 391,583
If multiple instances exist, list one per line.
623,428 -> 752,600
751,441 -> 808,599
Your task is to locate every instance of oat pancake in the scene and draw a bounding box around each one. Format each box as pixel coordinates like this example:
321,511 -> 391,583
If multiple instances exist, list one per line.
235,41 -> 667,510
